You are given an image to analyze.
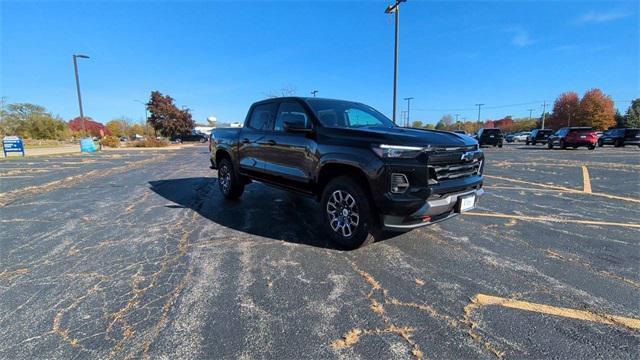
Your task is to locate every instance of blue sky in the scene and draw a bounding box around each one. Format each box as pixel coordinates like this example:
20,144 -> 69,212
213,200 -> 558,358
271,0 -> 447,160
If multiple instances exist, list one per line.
1,1 -> 638,125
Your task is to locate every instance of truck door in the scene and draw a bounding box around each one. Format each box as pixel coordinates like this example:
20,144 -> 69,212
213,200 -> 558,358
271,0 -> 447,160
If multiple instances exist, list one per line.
261,101 -> 316,187
237,102 -> 278,177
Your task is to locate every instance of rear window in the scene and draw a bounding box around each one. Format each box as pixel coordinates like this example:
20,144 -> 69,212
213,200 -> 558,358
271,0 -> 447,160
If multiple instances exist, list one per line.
483,129 -> 501,134
247,103 -> 277,130
569,128 -> 593,134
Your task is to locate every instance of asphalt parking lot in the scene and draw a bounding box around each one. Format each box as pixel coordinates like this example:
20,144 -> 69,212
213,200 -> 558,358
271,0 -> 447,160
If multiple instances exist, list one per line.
1,143 -> 638,359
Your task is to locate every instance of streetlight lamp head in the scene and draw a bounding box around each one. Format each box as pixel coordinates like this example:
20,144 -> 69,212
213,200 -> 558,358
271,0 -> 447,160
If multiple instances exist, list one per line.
74,54 -> 90,59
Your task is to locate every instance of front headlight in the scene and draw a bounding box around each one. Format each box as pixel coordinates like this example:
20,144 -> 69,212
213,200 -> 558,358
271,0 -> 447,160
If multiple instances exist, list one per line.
372,144 -> 424,158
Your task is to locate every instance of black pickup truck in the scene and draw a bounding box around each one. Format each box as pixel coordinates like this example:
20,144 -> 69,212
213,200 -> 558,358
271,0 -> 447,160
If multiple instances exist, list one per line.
209,97 -> 484,248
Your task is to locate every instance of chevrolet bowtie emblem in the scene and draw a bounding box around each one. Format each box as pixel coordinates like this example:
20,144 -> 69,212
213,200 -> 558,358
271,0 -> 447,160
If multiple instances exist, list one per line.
461,151 -> 474,162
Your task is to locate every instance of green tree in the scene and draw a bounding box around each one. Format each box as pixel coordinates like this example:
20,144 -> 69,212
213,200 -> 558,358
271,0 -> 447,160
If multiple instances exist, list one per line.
0,103 -> 69,139
435,114 -> 454,130
625,98 -> 640,128
411,120 -> 423,128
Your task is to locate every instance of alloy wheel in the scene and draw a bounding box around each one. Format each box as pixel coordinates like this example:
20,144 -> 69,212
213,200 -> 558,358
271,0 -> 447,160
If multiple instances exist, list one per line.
326,190 -> 360,238
219,165 -> 231,194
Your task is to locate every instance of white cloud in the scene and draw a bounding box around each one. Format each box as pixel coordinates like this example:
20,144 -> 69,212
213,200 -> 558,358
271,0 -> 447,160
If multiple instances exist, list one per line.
511,29 -> 533,47
576,10 -> 630,24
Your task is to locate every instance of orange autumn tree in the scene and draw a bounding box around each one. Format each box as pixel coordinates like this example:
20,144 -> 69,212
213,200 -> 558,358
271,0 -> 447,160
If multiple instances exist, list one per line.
548,92 -> 580,130
577,88 -> 616,130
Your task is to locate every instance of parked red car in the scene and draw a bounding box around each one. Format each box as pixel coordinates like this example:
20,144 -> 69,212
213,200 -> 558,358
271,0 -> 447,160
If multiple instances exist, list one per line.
547,127 -> 597,150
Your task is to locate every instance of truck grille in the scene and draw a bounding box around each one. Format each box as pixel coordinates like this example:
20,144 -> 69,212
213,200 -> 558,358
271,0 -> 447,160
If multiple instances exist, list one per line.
430,159 -> 482,181
427,146 -> 483,182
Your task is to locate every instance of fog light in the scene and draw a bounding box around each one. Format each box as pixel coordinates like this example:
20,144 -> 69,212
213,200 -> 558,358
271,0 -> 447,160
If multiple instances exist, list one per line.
390,173 -> 409,193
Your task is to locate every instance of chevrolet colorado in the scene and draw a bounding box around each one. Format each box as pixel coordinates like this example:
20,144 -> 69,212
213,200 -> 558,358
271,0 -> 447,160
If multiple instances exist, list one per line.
209,97 -> 484,248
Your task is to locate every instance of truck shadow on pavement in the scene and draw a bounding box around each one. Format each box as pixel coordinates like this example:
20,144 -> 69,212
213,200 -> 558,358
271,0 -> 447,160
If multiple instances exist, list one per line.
149,177 -> 348,250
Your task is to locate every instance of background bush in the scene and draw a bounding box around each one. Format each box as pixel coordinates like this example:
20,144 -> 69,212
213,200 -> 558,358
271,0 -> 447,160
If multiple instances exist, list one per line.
130,138 -> 169,147
101,136 -> 120,148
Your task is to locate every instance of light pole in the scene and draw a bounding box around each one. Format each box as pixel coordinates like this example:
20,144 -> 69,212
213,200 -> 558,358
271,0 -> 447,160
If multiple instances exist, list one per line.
527,108 -> 534,121
455,113 -> 460,129
311,90 -> 319,97
541,101 -> 547,129
385,0 -> 407,125
73,54 -> 90,134
403,97 -> 413,127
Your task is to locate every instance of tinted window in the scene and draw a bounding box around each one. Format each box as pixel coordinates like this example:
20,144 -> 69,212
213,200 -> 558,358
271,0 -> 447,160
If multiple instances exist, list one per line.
569,128 -> 593,134
247,103 -> 277,130
482,129 -> 501,135
306,99 -> 394,129
274,102 -> 309,131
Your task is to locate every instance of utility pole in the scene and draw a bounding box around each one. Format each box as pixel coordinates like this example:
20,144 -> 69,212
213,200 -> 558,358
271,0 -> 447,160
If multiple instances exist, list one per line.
311,90 -> 319,97
455,113 -> 460,129
134,100 -> 149,136
527,108 -> 534,120
541,101 -> 547,129
475,103 -> 484,123
73,54 -> 90,133
385,0 -> 407,125
403,97 -> 414,127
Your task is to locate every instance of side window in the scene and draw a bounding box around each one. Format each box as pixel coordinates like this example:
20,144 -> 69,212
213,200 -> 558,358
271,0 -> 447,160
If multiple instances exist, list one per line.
247,103 -> 277,130
345,108 -> 381,127
274,102 -> 309,131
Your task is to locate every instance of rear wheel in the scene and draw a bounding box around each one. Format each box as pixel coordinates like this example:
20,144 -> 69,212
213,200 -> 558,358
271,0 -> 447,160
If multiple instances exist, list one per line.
560,139 -> 567,149
598,139 -> 603,147
525,140 -> 530,145
321,176 -> 378,249
532,140 -> 537,145
615,139 -> 624,147
217,158 -> 244,199
498,142 -> 503,148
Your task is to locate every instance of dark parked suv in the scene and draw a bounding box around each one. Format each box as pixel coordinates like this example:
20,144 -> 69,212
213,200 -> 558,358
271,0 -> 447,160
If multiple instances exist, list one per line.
598,128 -> 640,148
476,128 -> 503,147
210,97 -> 484,248
547,127 -> 597,150
526,129 -> 553,145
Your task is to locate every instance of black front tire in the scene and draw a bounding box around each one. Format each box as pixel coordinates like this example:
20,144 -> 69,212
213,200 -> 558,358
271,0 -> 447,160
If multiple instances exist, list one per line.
560,140 -> 567,149
321,176 -> 378,249
498,142 -> 503,148
547,141 -> 553,149
217,158 -> 244,199
598,139 -> 603,147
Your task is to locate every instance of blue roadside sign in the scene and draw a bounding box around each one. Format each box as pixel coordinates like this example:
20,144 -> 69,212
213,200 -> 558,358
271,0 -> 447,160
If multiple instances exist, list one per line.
80,137 -> 97,152
3,136 -> 25,157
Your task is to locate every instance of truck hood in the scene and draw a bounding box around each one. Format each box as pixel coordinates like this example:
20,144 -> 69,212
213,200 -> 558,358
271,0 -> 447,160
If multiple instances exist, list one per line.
326,126 -> 477,148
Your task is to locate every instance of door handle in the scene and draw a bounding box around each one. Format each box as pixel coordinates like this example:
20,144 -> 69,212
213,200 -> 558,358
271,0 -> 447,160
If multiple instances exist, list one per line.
242,138 -> 250,144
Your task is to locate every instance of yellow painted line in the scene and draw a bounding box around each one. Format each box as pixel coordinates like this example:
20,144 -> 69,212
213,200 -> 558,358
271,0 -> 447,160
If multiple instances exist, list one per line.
472,294 -> 640,330
465,212 -> 640,229
485,175 -> 640,204
582,165 -> 592,193
484,185 -> 568,193
484,175 -> 578,192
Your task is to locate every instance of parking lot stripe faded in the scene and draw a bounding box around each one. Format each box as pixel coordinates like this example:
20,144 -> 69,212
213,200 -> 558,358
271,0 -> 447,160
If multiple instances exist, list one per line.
581,166 -> 592,193
484,175 -> 640,204
465,212 -> 640,229
469,294 -> 640,330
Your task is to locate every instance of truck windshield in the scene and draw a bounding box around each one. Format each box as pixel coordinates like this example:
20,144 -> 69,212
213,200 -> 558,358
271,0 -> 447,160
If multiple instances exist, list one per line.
306,99 -> 395,129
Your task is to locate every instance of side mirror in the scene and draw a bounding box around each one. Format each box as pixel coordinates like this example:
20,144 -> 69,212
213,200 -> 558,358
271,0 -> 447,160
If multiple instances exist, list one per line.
283,121 -> 312,133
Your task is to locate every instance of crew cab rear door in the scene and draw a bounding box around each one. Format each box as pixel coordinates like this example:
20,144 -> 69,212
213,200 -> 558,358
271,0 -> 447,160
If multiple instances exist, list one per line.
238,102 -> 278,177
261,101 -> 316,186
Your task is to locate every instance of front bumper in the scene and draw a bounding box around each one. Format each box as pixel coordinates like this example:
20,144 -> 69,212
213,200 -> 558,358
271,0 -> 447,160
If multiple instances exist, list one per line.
382,188 -> 484,230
